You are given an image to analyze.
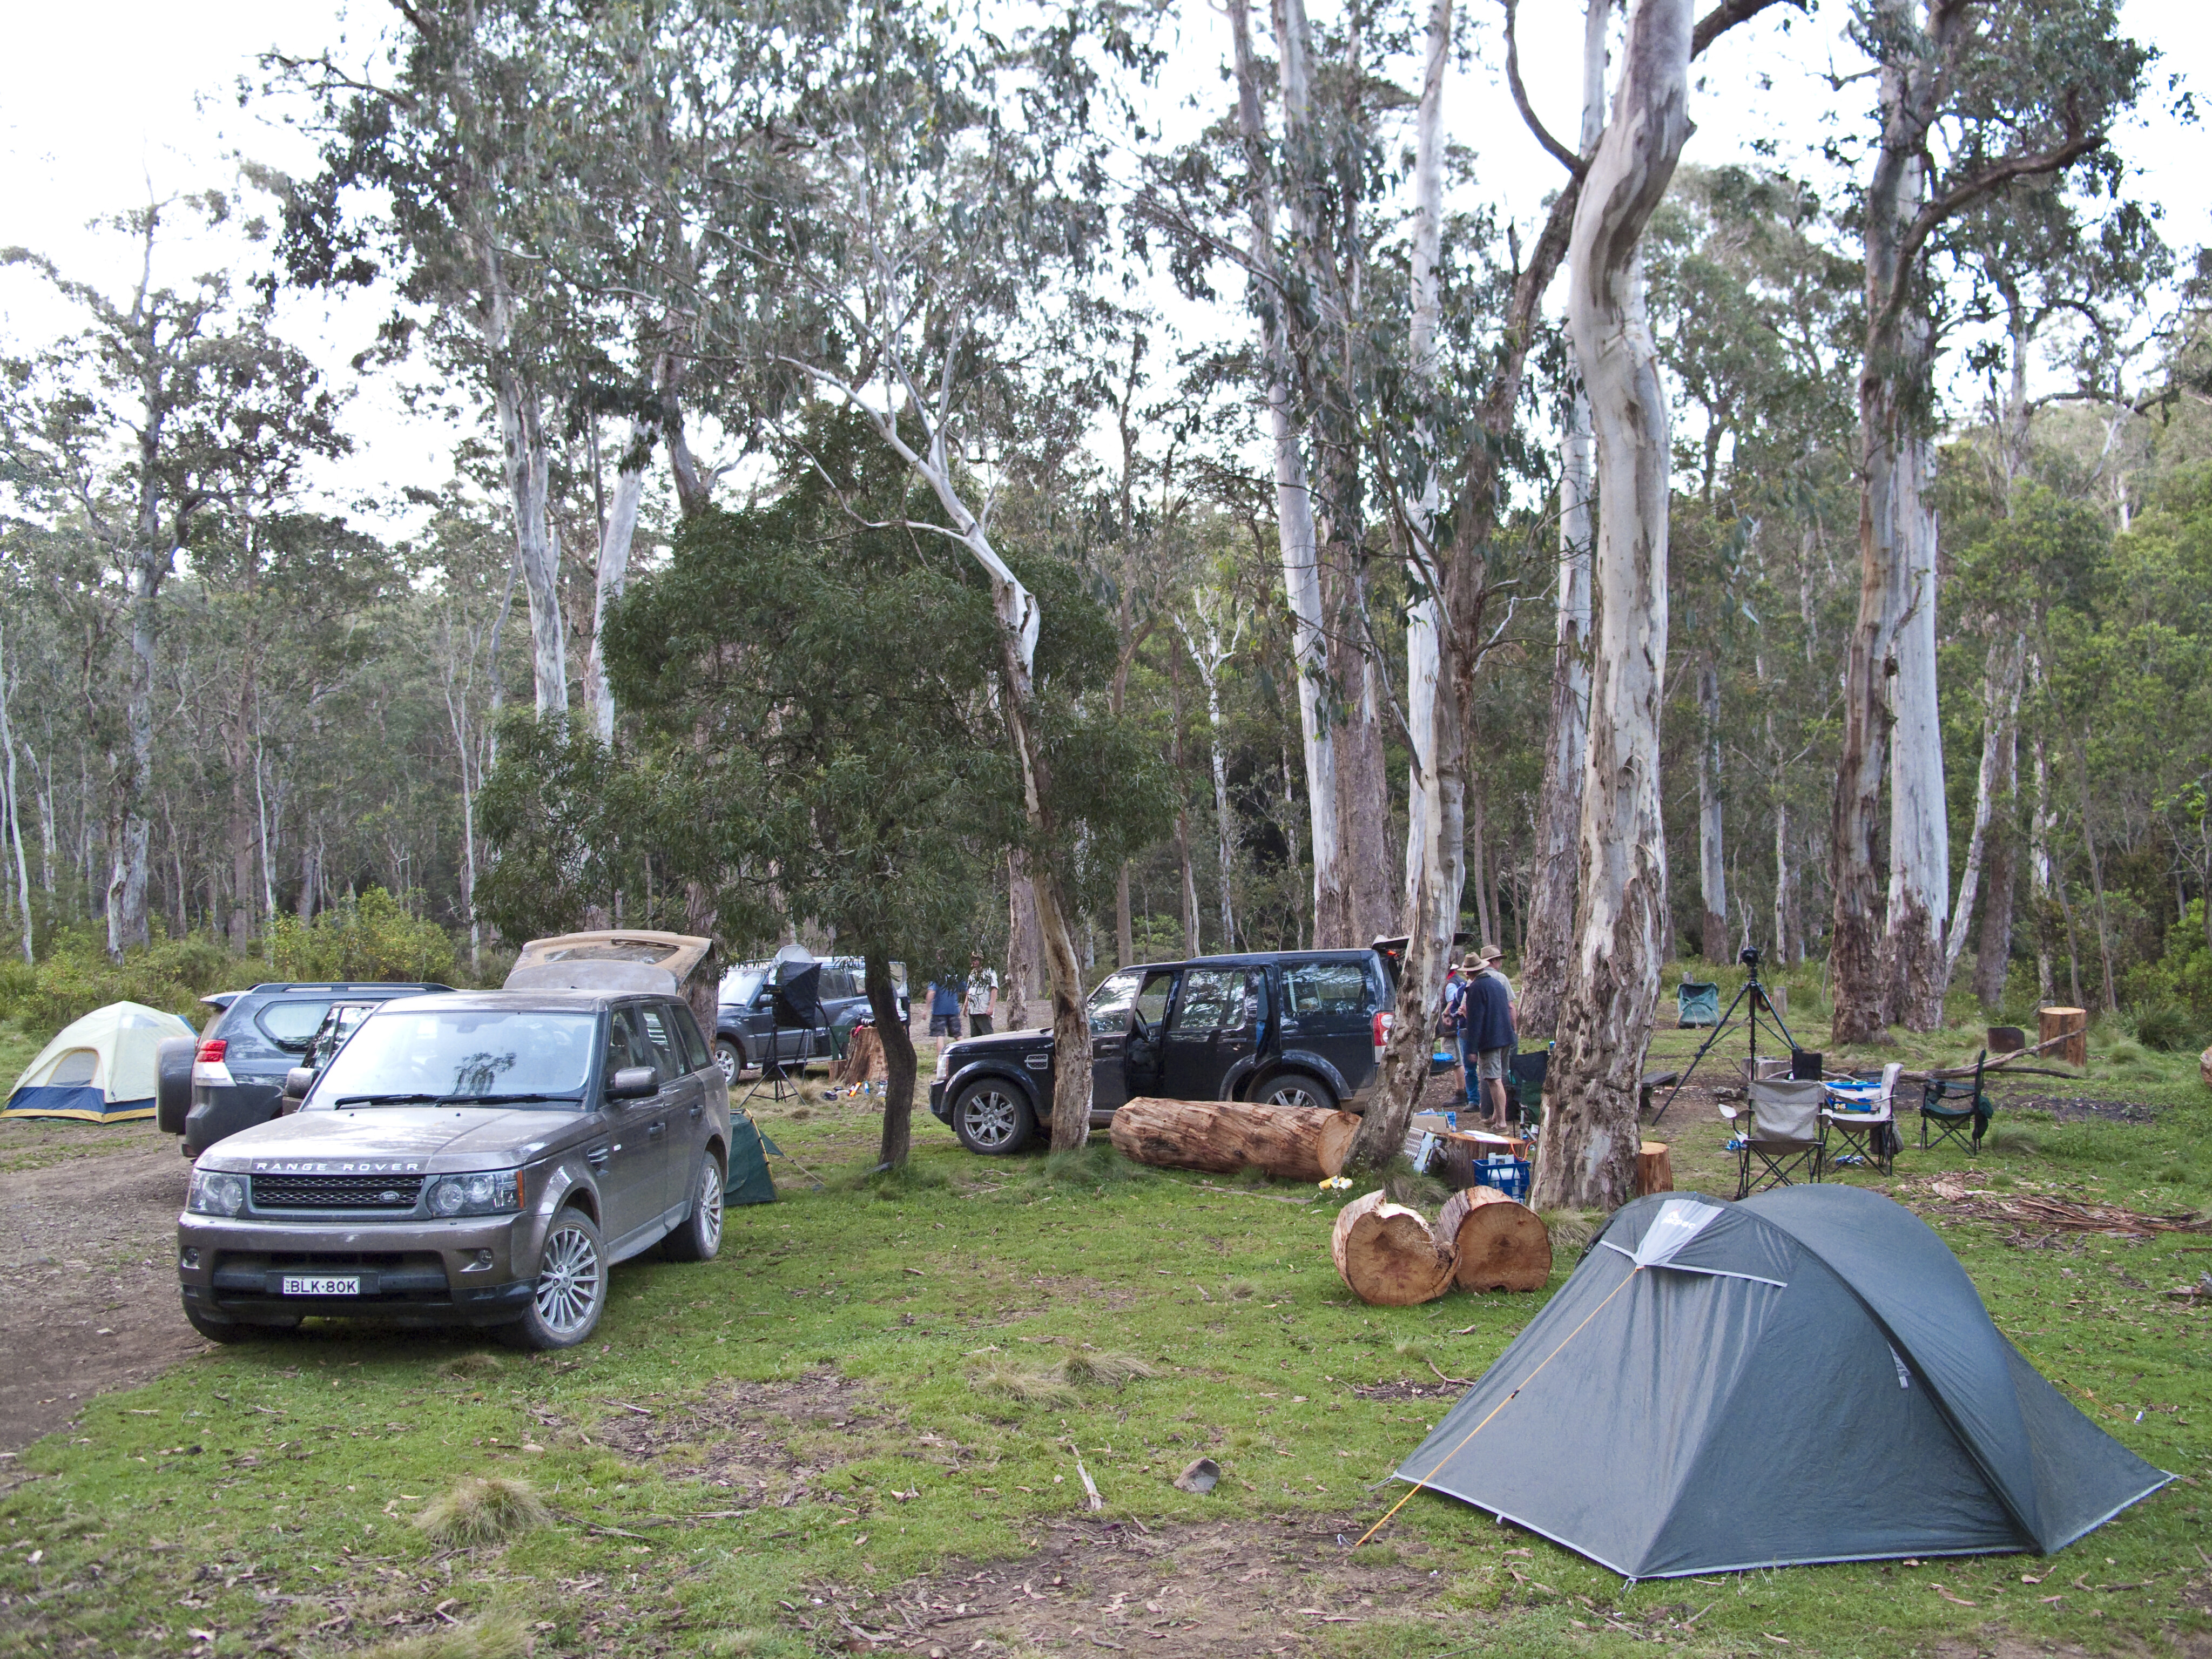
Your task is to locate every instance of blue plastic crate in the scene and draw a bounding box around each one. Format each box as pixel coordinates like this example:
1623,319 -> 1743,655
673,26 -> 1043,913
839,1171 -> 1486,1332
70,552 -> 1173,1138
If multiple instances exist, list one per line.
1473,1156 -> 1531,1203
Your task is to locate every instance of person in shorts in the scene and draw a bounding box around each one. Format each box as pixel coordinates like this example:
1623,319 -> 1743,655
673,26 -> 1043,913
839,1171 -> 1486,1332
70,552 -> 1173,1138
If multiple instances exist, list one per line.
1465,943 -> 1517,1131
965,954 -> 999,1035
928,979 -> 962,1039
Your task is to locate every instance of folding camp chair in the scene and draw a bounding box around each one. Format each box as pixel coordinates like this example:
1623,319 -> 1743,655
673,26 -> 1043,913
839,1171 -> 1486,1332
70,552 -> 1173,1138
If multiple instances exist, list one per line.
1822,1061 -> 1902,1175
1721,1077 -> 1826,1198
1677,980 -> 1721,1028
1921,1050 -> 1993,1155
1507,1048 -> 1548,1136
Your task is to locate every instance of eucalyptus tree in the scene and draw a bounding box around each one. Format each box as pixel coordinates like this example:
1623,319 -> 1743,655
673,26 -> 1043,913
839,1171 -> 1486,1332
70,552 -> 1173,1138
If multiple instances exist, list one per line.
1349,0 -> 1791,1177
645,0 -> 1154,1149
1825,0 -> 2152,1041
2,199 -> 343,957
1519,0 -> 1610,1039
264,1 -> 585,717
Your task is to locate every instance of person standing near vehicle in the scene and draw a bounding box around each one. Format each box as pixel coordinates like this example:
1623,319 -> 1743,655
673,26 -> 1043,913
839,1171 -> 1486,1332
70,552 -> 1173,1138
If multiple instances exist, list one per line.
965,953 -> 999,1036
1465,944 -> 1516,1131
927,977 -> 962,1040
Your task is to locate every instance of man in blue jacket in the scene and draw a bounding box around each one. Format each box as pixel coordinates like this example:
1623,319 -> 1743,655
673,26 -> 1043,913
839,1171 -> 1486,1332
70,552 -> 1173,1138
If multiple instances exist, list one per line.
1463,944 -> 1517,1131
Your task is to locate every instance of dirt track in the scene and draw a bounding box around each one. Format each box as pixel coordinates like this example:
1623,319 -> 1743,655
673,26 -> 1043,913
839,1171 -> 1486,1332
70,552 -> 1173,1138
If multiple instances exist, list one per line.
0,1119 -> 205,1464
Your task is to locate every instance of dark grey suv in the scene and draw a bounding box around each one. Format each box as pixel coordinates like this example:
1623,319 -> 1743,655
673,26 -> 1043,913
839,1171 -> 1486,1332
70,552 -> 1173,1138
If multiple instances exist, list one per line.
176,933 -> 730,1350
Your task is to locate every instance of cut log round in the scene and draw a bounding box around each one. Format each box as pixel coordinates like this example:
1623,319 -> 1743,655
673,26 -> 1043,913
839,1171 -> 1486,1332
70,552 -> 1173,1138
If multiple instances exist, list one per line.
2038,1006 -> 2087,1069
832,1023 -> 887,1085
2200,1046 -> 2212,1092
1636,1140 -> 1674,1196
1331,1189 -> 1456,1306
1110,1097 -> 1358,1182
1435,1186 -> 1551,1293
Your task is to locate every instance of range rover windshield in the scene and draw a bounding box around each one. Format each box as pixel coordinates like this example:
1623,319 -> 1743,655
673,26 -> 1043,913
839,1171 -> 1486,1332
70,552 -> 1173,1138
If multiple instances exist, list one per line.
307,1009 -> 597,1108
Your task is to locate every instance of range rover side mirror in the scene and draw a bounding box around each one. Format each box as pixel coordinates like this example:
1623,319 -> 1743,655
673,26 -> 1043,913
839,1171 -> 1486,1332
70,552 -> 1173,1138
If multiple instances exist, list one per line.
606,1065 -> 659,1102
281,1067 -> 315,1103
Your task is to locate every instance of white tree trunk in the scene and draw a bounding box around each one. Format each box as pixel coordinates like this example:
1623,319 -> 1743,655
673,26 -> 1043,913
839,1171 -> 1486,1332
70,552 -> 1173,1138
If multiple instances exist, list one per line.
1534,0 -> 1691,1215
1696,655 -> 1726,958
1180,604 -> 1245,952
1229,0 -> 1342,945
493,366 -> 569,717
2029,710 -> 2055,1003
0,623 -> 32,963
583,422 -> 650,742
1400,0 -> 1449,929
1880,424 -> 1950,1026
1516,0 -> 1606,1039
1945,629 -> 2025,983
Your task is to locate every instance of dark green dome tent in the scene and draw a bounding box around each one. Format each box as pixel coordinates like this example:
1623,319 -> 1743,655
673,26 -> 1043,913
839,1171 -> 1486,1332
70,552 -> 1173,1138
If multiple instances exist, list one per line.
1395,1186 -> 2169,1581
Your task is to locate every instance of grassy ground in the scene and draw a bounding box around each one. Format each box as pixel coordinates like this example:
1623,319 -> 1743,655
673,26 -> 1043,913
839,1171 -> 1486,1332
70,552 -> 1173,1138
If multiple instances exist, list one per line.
0,1027 -> 2207,1659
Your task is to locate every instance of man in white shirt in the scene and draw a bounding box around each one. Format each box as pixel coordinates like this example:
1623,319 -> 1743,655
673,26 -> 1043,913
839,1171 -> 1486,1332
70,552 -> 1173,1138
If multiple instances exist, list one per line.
965,954 -> 999,1036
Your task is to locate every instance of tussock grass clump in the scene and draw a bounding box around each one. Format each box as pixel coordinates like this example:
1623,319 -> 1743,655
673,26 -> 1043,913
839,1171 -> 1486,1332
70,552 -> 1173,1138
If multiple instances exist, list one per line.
413,1476 -> 552,1547
364,1611 -> 530,1659
1541,1209 -> 1600,1260
1223,1277 -> 1259,1301
1040,1141 -> 1156,1190
1055,1349 -> 1155,1387
1391,1339 -> 1430,1367
967,1362 -> 1080,1408
1383,1168 -> 1451,1209
1348,1542 -> 1400,1567
827,1158 -> 952,1199
436,1351 -> 504,1380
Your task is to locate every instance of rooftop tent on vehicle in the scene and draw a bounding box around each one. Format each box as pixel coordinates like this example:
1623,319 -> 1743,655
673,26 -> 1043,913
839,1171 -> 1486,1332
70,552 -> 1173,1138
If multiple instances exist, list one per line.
504,931 -> 712,995
6,1001 -> 199,1122
1391,1186 -> 2169,1580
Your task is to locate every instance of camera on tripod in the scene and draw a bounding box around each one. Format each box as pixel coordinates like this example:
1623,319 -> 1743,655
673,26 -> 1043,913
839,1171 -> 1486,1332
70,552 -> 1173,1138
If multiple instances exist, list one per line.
1739,946 -> 1762,970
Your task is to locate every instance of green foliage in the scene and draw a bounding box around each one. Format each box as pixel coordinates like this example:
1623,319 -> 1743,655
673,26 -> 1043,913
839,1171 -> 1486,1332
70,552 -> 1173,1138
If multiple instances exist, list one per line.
0,928 -> 260,1033
264,888 -> 457,986
2122,901 -> 2212,1034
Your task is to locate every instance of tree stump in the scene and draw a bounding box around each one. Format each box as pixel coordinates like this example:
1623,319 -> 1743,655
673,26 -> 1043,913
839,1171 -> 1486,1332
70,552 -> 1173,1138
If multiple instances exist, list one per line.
2039,1007 -> 2088,1069
1636,1141 -> 1674,1196
2199,1046 -> 2212,1092
831,1024 -> 888,1084
1435,1186 -> 1550,1292
1110,1097 -> 1358,1182
1330,1190 -> 1456,1306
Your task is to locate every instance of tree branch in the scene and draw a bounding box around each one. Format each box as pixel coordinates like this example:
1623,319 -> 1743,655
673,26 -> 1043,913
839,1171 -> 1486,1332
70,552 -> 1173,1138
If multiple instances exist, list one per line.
1690,0 -> 1799,58
1503,0 -> 1585,178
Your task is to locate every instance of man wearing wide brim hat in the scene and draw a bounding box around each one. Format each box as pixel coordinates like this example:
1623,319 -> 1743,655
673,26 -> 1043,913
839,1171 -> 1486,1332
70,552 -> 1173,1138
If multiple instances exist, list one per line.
1462,944 -> 1516,1132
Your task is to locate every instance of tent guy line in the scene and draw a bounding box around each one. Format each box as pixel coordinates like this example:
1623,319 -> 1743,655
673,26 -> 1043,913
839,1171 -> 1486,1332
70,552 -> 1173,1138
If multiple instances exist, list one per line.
1353,1258 -> 1644,1549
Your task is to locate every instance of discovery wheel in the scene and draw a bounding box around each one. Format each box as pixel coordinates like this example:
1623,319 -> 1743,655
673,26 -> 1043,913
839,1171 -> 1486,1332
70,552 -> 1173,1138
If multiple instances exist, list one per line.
503,1210 -> 606,1350
952,1080 -> 1036,1155
713,1038 -> 745,1084
1260,1070 -> 1336,1114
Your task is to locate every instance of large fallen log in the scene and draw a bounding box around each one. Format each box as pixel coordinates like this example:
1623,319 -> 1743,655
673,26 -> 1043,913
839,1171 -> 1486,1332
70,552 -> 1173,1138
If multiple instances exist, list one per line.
1435,1186 -> 1552,1292
1109,1097 -> 1358,1182
1331,1190 -> 1456,1306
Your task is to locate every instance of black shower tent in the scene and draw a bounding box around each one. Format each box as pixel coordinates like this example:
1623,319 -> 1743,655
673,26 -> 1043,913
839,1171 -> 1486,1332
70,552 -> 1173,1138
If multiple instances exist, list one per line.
1395,1185 -> 2168,1580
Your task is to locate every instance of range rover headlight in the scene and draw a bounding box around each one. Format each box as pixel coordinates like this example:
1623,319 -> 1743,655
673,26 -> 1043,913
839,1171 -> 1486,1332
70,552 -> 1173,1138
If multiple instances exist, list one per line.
425,1170 -> 522,1217
188,1170 -> 246,1217
933,1047 -> 952,1084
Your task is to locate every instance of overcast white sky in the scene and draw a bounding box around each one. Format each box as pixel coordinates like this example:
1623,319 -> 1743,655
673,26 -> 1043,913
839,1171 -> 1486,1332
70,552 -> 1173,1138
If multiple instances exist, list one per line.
2,0 -> 2204,537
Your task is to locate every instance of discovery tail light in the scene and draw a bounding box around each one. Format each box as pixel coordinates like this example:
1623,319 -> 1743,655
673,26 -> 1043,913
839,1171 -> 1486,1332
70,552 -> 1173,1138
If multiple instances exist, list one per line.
195,1039 -> 227,1063
1373,1011 -> 1394,1051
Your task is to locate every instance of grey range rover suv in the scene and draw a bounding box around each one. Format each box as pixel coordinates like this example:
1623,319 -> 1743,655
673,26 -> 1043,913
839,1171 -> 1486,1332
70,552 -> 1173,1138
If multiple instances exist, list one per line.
177,932 -> 731,1350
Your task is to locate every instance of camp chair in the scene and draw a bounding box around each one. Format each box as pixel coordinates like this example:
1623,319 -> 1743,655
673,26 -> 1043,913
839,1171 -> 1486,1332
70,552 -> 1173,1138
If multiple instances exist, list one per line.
1822,1061 -> 1903,1176
1721,1077 -> 1826,1199
1921,1050 -> 1993,1155
1677,980 -> 1721,1028
1507,1048 -> 1548,1133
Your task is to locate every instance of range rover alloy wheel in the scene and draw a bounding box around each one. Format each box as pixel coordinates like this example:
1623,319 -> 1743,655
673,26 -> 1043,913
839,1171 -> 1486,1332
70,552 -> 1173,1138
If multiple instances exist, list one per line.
663,1154 -> 725,1262
505,1209 -> 606,1349
953,1080 -> 1036,1155
713,1039 -> 744,1085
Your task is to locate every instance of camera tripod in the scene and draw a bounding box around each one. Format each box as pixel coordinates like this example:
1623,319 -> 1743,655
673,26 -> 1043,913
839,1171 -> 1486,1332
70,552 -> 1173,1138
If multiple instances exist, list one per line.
1648,949 -> 1802,1124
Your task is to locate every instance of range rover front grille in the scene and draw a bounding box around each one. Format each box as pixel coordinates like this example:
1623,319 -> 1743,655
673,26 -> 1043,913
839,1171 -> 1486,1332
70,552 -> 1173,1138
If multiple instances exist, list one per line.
250,1173 -> 424,1210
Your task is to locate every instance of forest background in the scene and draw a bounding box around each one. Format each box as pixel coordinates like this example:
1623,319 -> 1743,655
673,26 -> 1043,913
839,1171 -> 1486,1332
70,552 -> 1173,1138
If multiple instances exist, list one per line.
3,0 -> 2211,1152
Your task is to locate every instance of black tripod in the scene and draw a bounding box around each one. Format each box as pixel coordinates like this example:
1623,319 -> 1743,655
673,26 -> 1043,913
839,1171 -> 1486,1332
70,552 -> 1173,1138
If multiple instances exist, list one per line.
1649,949 -> 1800,1124
733,962 -> 823,1111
